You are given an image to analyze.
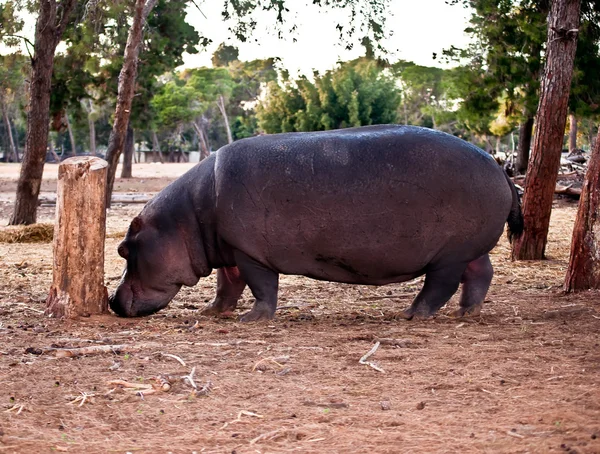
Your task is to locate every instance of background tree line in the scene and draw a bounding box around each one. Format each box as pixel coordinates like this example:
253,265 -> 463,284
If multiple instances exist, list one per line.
1,0 -> 599,169
1,0 -> 600,288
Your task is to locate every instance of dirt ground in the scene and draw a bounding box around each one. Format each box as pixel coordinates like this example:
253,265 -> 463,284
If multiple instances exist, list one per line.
0,163 -> 599,454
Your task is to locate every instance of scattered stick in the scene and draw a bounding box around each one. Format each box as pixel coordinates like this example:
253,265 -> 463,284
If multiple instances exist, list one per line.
68,392 -> 95,407
221,410 -> 264,429
359,341 -> 385,373
53,345 -> 128,358
107,379 -> 154,390
192,380 -> 212,397
183,366 -> 198,389
506,431 -> 525,439
154,352 -> 186,367
14,303 -> 45,314
5,404 -> 25,414
249,428 -> 284,445
252,357 -> 286,372
546,376 -> 564,381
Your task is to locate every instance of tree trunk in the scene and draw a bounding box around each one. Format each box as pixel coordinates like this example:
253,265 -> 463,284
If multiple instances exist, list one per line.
120,124 -> 134,178
1,104 -> 17,162
46,157 -> 109,318
65,111 -> 76,156
217,94 -> 233,144
104,0 -> 157,207
516,115 -> 534,174
511,0 -> 581,260
9,0 -> 77,225
495,136 -> 501,155
568,113 -> 577,152
152,130 -> 164,163
564,127 -> 600,291
88,100 -> 96,155
12,118 -> 20,161
192,121 -> 210,160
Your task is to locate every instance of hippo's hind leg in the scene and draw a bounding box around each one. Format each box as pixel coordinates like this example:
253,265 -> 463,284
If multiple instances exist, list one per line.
400,264 -> 466,319
201,267 -> 247,316
233,250 -> 279,322
452,254 -> 493,318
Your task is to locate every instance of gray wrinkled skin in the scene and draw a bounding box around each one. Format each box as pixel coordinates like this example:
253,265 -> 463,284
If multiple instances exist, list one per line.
109,125 -> 522,321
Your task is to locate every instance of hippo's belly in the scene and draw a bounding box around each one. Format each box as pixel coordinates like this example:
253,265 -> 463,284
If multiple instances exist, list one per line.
213,125 -> 512,282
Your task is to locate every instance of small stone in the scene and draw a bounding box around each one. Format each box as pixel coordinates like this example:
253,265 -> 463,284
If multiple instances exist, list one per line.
416,401 -> 426,410
380,401 -> 391,411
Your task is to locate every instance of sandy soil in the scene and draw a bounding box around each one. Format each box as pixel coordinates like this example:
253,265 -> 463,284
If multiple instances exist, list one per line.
0,164 -> 599,454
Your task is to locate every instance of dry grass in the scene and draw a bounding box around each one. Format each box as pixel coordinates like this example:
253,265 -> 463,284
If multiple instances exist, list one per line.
0,223 -> 54,243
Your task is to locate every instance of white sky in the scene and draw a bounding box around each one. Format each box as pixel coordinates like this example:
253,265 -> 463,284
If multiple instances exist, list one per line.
5,0 -> 472,75
182,0 -> 473,75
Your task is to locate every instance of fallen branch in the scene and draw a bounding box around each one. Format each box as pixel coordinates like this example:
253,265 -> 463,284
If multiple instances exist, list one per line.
154,352 -> 186,366
182,366 -> 198,389
4,404 -> 25,414
359,341 -> 385,373
53,345 -> 129,358
68,392 -> 95,407
221,410 -> 264,429
250,428 -> 285,445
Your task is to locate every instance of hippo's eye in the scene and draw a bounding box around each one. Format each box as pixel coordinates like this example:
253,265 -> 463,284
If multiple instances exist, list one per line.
117,243 -> 129,259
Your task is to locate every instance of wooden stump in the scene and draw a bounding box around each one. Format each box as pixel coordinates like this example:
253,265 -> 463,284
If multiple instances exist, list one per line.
46,157 -> 109,318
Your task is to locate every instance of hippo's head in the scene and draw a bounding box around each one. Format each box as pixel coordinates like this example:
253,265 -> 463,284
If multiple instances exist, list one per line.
109,214 -> 202,317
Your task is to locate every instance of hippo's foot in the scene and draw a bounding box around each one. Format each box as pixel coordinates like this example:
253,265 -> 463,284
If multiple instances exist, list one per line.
451,304 -> 482,318
398,306 -> 435,321
239,305 -> 275,323
201,297 -> 238,317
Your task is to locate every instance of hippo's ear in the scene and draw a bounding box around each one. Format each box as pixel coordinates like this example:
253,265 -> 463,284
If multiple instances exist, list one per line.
130,216 -> 143,234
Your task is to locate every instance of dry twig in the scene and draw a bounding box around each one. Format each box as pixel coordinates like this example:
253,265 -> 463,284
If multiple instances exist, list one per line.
359,341 -> 385,373
221,410 -> 264,429
154,352 -> 187,366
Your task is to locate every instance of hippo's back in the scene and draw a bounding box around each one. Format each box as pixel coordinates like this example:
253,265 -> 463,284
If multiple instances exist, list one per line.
212,125 -> 512,284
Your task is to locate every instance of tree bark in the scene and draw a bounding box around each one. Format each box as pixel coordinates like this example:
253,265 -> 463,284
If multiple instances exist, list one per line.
152,130 -> 164,163
511,0 -> 581,260
1,103 -> 17,162
564,127 -> 600,291
192,121 -> 210,160
568,113 -> 577,152
217,94 -> 233,144
9,0 -> 77,225
516,115 -> 534,174
104,0 -> 157,207
65,111 -> 76,156
120,124 -> 134,178
46,157 -> 109,318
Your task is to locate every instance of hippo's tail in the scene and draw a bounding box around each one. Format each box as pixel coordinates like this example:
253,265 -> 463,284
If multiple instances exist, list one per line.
504,170 -> 524,243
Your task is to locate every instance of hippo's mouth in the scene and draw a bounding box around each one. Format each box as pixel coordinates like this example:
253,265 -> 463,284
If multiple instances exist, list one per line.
109,280 -> 179,317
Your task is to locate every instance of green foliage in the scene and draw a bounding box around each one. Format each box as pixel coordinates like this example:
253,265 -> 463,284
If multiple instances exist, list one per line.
445,0 -> 600,139
257,57 -> 399,133
212,43 -> 240,67
220,0 -> 390,51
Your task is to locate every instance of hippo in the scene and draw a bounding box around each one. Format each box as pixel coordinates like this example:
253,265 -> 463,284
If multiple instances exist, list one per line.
109,125 -> 523,321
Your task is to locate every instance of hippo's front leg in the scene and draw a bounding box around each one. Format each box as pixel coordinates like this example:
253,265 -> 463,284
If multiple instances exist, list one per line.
201,267 -> 247,316
234,250 -> 279,322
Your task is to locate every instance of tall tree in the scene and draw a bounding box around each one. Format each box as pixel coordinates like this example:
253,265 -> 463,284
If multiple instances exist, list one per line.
0,53 -> 28,162
104,0 -> 158,207
445,0 -> 547,173
9,0 -> 77,225
564,125 -> 600,290
511,0 -> 581,260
